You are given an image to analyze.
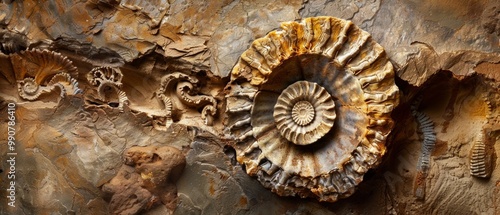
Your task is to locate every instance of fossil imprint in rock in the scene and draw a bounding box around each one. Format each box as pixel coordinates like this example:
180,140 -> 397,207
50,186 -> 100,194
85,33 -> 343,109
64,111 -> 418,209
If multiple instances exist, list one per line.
86,67 -> 129,110
10,49 -> 82,101
225,16 -> 400,202
156,72 -> 218,127
469,94 -> 496,179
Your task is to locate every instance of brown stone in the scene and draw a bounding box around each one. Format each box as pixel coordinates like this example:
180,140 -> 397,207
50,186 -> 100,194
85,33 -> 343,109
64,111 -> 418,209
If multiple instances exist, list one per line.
102,145 -> 186,215
1,0 -> 500,214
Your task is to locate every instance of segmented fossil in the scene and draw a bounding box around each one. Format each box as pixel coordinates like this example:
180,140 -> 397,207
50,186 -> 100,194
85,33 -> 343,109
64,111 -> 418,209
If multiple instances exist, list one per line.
86,67 -> 129,110
225,16 -> 399,202
468,95 -> 495,179
484,94 -> 494,123
156,93 -> 174,128
10,49 -> 82,101
410,95 -> 436,200
469,132 -> 493,178
157,72 -> 217,127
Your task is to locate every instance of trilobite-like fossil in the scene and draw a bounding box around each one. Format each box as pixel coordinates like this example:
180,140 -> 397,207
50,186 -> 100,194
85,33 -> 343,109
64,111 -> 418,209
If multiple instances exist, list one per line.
469,137 -> 493,178
469,95 -> 495,179
410,95 -> 436,200
225,16 -> 400,202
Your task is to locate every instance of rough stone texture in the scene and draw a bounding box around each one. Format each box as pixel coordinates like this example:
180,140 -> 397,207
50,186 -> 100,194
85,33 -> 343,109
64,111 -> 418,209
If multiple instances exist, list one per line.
0,0 -> 499,215
102,145 -> 185,215
175,130 -> 336,215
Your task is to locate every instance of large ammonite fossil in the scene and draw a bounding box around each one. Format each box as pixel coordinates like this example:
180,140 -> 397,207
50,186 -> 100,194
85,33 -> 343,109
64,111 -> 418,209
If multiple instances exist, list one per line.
225,16 -> 399,202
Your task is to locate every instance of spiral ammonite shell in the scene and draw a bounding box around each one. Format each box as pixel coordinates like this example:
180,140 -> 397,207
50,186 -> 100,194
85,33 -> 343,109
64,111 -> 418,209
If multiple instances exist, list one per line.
225,16 -> 400,202
11,49 -> 80,100
273,81 -> 336,145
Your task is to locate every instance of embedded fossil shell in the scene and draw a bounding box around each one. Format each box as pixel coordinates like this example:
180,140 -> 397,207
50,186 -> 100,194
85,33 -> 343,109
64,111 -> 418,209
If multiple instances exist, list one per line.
87,66 -> 123,88
469,138 -> 492,178
11,49 -> 77,84
411,96 -> 436,172
469,94 -> 497,178
87,67 -> 129,109
11,49 -> 81,100
483,94 -> 495,123
225,16 -> 399,202
17,77 -> 44,100
469,101 -> 494,180
157,72 -> 217,126
410,95 -> 436,199
273,81 -> 336,145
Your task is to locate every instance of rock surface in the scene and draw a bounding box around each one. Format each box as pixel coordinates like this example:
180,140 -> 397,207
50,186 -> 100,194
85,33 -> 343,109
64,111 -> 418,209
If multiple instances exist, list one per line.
0,0 -> 499,215
102,145 -> 185,215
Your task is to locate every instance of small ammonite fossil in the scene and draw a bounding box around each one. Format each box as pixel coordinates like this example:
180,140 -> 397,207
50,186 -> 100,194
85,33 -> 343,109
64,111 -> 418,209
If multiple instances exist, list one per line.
274,81 -> 336,145
225,16 -> 399,202
10,49 -> 81,101
86,67 -> 129,110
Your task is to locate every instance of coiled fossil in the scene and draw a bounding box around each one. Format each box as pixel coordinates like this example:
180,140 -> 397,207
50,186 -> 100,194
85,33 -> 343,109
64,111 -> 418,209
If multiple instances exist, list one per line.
225,16 -> 399,202
10,49 -> 82,101
157,72 -> 217,127
87,67 -> 129,110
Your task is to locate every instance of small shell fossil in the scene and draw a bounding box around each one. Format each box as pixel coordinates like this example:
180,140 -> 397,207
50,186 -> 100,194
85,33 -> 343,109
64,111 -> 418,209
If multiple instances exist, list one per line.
87,67 -> 129,110
10,49 -> 81,100
87,66 -> 123,87
273,81 -> 336,145
157,72 -> 217,126
484,94 -> 494,123
225,16 -> 399,202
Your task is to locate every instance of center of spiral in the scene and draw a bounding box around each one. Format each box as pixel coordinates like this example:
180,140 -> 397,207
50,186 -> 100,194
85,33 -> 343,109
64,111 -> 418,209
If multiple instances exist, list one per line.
273,81 -> 336,145
292,101 -> 315,126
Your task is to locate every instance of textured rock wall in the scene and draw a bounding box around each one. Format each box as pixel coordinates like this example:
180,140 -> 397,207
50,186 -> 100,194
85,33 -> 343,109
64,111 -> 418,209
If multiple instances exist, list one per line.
0,0 -> 499,214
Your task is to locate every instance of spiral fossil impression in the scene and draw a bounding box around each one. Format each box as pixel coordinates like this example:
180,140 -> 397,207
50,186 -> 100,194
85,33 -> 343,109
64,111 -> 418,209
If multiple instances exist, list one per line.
11,49 -> 81,100
225,16 -> 400,202
273,81 -> 336,145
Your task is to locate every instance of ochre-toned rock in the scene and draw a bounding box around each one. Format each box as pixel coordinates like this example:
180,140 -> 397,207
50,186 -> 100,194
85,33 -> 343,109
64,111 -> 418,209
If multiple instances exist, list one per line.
102,145 -> 186,215
1,0 -> 500,214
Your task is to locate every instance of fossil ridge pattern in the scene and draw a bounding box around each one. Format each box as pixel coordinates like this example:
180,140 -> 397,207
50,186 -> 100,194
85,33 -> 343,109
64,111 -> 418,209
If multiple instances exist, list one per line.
273,81 -> 336,145
86,67 -> 129,110
469,131 -> 493,178
483,93 -> 497,124
469,94 -> 496,178
156,72 -> 217,127
10,49 -> 82,101
225,16 -> 400,202
410,96 -> 436,200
